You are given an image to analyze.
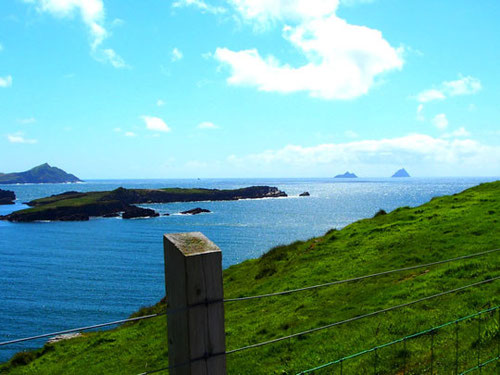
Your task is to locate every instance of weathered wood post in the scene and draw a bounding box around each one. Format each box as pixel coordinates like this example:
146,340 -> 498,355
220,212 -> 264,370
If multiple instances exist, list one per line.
163,232 -> 226,375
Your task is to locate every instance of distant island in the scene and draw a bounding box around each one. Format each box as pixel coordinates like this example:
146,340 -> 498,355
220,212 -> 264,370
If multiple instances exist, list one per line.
392,168 -> 411,178
334,171 -> 358,178
0,163 -> 81,184
0,189 -> 15,205
0,186 -> 287,222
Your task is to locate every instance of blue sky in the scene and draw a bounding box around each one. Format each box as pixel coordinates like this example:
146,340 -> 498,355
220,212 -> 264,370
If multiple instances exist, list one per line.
1,0 -> 499,178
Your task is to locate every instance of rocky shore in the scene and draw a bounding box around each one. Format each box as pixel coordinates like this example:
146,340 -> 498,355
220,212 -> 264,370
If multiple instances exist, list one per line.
0,186 -> 287,222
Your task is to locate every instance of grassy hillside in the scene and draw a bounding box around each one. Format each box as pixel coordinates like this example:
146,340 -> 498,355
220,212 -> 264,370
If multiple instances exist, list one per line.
1,181 -> 499,374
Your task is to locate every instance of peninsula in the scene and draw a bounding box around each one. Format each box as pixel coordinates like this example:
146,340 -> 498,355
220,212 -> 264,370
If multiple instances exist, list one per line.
334,171 -> 358,178
0,163 -> 81,184
0,186 -> 287,222
392,168 -> 410,177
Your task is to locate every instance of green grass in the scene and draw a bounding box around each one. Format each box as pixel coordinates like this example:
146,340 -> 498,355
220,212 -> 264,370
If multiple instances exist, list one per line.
1,181 -> 499,374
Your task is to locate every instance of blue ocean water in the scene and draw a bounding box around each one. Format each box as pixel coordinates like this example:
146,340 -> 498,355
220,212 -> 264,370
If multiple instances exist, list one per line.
0,177 -> 497,361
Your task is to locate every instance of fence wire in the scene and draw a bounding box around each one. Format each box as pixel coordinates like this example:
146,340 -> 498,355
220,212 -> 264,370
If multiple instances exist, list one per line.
225,276 -> 499,355
223,248 -> 500,302
296,305 -> 500,374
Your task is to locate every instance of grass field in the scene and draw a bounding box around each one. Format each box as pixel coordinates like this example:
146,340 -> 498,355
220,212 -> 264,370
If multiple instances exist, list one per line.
1,181 -> 499,374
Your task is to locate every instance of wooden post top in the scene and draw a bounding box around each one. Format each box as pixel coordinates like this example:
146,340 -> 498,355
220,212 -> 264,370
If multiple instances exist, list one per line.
164,232 -> 221,257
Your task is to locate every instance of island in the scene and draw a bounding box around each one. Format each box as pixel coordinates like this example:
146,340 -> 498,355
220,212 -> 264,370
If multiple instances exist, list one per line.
392,168 -> 410,178
334,171 -> 358,178
0,189 -> 15,205
0,186 -> 287,222
0,163 -> 81,184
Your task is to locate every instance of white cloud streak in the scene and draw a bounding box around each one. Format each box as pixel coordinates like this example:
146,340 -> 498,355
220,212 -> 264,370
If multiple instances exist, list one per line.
22,0 -> 126,68
214,0 -> 403,100
142,116 -> 171,133
171,47 -> 183,62
416,75 -> 481,103
198,121 -> 219,129
416,104 -> 424,121
172,0 -> 227,14
7,133 -> 37,144
0,75 -> 12,88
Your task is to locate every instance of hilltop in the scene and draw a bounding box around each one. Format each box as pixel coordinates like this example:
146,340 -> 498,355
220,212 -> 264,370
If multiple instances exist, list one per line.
392,168 -> 410,178
334,171 -> 358,178
0,163 -> 81,184
1,181 -> 499,374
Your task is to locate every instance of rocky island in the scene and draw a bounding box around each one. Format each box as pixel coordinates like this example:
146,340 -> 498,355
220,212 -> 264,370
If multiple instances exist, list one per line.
0,189 -> 15,205
392,168 -> 410,178
0,163 -> 81,184
334,171 -> 358,178
0,186 -> 287,222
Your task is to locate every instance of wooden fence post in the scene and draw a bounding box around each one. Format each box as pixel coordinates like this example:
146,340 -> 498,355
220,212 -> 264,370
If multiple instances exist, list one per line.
163,232 -> 226,375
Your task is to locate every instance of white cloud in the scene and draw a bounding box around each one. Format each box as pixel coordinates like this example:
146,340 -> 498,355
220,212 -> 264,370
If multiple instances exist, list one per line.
157,99 -> 165,107
227,133 -> 500,171
22,0 -> 126,68
344,130 -> 358,138
124,131 -> 137,137
0,43 -> 3,52
340,0 -> 375,6
17,117 -> 36,124
113,127 -> 122,132
171,47 -> 183,62
442,127 -> 471,138
442,76 -> 481,96
98,48 -> 128,68
172,0 -> 227,14
432,113 -> 448,130
416,89 -> 445,103
198,121 -> 219,129
141,116 -> 171,133
7,132 -> 37,144
0,75 -> 12,88
416,104 -> 424,121
214,0 -> 403,100
416,75 -> 481,103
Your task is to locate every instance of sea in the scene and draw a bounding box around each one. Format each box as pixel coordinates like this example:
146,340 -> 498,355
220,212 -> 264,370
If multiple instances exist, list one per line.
0,177 -> 497,361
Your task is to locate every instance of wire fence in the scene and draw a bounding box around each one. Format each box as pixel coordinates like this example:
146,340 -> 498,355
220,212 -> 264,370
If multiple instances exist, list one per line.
296,305 -> 500,374
1,247 -> 499,374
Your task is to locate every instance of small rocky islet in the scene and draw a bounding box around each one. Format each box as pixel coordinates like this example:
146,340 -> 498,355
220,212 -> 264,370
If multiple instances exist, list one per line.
0,186 -> 287,222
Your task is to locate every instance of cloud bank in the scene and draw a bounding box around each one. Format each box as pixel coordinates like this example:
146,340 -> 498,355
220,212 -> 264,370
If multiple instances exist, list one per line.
227,133 -> 500,175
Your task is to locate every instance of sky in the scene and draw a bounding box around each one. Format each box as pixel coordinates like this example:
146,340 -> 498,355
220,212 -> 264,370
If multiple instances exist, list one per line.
0,0 -> 499,178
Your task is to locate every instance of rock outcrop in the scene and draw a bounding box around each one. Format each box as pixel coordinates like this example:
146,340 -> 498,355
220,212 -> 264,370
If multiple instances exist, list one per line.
299,192 -> 310,196
180,208 -> 211,215
0,189 -> 15,205
122,206 -> 159,219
